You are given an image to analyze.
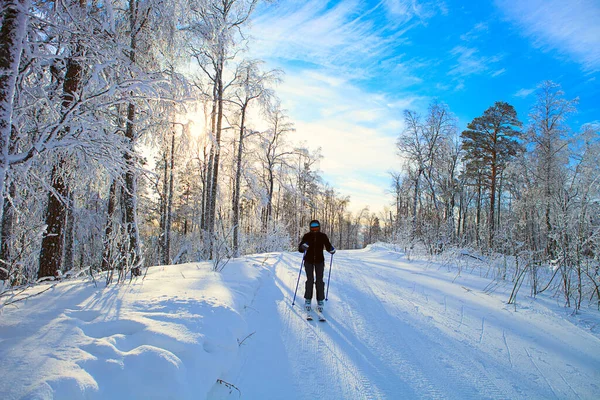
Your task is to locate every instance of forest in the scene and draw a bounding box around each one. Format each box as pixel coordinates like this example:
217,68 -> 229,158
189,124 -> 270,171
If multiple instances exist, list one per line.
1,1 -> 599,311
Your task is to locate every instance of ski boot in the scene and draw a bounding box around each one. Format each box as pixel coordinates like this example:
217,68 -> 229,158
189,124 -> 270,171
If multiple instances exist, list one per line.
316,300 -> 326,321
305,299 -> 313,320
304,299 -> 312,312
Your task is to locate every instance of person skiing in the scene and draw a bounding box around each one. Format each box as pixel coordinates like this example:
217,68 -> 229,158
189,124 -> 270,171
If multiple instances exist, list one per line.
298,220 -> 335,315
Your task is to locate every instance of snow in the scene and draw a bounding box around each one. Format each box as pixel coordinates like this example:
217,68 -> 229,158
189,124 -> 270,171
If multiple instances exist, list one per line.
1,245 -> 600,399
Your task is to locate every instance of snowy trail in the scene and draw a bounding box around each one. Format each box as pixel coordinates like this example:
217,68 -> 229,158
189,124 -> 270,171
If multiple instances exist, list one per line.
230,246 -> 600,400
1,246 -> 599,399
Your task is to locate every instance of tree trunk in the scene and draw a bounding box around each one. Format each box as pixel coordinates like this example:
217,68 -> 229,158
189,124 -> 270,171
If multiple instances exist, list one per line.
63,191 -> 75,271
0,0 -> 28,225
489,155 -> 497,248
476,175 -> 482,249
0,181 -> 16,280
123,102 -> 140,268
101,179 -> 118,270
232,105 -> 247,257
165,128 -> 176,264
207,58 -> 225,257
159,153 -> 168,263
412,170 -> 421,239
122,0 -> 142,271
39,164 -> 69,278
456,190 -> 463,239
202,83 -> 218,232
39,31 -> 84,277
265,164 -> 275,230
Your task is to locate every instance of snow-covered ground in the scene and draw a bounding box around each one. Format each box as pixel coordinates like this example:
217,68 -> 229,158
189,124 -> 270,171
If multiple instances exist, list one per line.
1,245 -> 599,399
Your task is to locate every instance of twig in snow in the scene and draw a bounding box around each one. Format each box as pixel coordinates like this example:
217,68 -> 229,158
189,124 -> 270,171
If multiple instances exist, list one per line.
3,284 -> 56,306
452,271 -> 461,283
237,331 -> 256,346
0,285 -> 29,300
216,379 -> 241,397
89,266 -> 98,288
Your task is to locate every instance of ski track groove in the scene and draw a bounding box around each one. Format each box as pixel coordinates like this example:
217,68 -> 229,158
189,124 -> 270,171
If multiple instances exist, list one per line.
525,347 -> 559,399
347,253 -> 512,400
502,330 -> 513,368
267,250 -> 591,400
480,317 -> 485,343
558,371 -> 581,399
275,254 -> 382,400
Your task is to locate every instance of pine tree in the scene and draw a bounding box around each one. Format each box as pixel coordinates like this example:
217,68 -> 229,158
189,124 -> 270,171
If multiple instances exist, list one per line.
461,101 -> 523,249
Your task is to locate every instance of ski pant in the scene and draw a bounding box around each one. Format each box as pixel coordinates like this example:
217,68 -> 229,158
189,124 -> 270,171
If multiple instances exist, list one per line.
304,261 -> 325,302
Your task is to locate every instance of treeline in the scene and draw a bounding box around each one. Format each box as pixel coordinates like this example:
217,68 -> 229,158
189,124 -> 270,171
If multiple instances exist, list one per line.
387,82 -> 600,310
0,0 -> 363,287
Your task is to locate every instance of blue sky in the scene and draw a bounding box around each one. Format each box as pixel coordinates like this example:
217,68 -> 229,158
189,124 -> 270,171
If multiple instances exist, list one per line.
247,0 -> 600,213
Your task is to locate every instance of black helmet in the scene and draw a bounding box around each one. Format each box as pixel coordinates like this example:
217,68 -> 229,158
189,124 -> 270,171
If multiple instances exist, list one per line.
309,220 -> 320,231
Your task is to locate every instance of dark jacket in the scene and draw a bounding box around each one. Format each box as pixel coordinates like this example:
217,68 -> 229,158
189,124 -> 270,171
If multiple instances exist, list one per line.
298,231 -> 334,263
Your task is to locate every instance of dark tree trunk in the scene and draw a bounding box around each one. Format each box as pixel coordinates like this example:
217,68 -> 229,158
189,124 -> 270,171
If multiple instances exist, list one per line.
39,164 -> 69,278
101,179 -> 118,270
476,175 -> 482,249
164,128 -> 176,264
202,84 -> 218,232
123,102 -> 140,268
206,59 -> 225,258
39,45 -> 83,278
63,191 -> 75,271
159,154 -> 168,263
232,105 -> 247,257
489,155 -> 497,248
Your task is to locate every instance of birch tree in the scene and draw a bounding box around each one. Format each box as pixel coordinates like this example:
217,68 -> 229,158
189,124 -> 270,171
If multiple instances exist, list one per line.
229,60 -> 278,256
528,81 -> 578,258
185,0 -> 258,255
258,104 -> 295,230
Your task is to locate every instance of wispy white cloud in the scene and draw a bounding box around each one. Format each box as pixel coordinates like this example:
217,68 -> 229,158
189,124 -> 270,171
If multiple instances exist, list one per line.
454,81 -> 465,91
249,0 -> 444,78
514,88 -> 535,98
250,1 -> 395,71
460,22 -> 489,42
495,0 -> 600,72
491,68 -> 506,77
448,46 -> 503,77
384,0 -> 447,21
246,1 -> 437,211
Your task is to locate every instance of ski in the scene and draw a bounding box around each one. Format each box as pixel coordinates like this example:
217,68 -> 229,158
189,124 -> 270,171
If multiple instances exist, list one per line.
316,308 -> 326,322
306,313 -> 313,321
316,302 -> 326,322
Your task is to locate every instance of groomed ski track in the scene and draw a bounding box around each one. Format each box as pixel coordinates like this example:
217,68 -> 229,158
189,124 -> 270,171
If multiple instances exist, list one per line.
226,246 -> 600,400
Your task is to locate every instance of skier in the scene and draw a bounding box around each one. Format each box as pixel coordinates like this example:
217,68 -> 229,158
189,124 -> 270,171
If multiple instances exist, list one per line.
298,220 -> 335,317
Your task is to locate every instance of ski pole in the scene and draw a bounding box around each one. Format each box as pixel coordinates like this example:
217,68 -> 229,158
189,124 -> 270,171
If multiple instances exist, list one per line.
292,250 -> 306,306
325,253 -> 334,301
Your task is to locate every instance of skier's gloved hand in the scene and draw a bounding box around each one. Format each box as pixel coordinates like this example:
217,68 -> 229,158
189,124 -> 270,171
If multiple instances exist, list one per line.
301,243 -> 309,251
328,247 -> 336,254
